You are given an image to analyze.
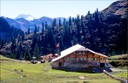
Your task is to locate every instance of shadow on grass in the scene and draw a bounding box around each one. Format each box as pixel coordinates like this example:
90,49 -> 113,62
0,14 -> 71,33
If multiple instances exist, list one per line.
52,67 -> 102,74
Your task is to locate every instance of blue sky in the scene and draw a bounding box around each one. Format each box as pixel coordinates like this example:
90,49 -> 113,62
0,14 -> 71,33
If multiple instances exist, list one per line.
0,0 -> 117,19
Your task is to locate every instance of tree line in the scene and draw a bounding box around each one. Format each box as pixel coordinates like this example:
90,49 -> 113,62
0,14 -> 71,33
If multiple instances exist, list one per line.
0,9 -> 127,60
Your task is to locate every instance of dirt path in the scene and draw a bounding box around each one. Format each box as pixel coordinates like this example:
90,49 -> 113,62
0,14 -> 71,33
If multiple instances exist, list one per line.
110,68 -> 127,72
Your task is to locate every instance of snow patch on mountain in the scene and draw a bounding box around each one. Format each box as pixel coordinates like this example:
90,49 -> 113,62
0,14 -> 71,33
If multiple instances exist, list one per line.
16,14 -> 35,21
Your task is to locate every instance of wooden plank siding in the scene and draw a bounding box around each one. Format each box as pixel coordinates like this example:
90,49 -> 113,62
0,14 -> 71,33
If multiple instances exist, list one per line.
52,51 -> 107,69
56,51 -> 107,63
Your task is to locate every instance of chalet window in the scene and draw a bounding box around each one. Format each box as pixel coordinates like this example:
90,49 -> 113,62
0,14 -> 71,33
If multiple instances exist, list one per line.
79,58 -> 84,61
82,52 -> 85,54
78,58 -> 80,61
66,58 -> 68,61
73,58 -> 76,61
83,58 -> 85,60
73,52 -> 75,54
79,52 -> 81,54
89,58 -> 93,61
67,58 -> 75,61
94,58 -> 97,61
71,58 -> 74,60
67,58 -> 70,61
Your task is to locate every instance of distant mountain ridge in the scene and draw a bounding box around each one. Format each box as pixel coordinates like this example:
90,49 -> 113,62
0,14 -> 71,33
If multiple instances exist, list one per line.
1,16 -> 52,32
5,17 -> 28,32
3,15 -> 66,32
0,17 -> 24,40
2,0 -> 127,32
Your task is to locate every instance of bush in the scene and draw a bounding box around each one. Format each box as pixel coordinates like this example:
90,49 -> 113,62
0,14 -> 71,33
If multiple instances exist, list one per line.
110,60 -> 128,67
31,60 -> 37,64
41,60 -> 45,63
110,61 -> 119,67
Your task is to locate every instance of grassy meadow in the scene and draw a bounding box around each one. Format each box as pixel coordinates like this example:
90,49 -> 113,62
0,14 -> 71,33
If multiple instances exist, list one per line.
0,55 -> 127,83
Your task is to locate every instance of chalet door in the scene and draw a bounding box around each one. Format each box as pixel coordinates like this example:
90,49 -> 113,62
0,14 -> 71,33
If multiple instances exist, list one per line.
59,62 -> 62,67
100,63 -> 105,67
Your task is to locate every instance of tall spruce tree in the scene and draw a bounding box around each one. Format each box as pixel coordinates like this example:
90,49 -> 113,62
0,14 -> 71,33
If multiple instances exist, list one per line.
33,44 -> 40,60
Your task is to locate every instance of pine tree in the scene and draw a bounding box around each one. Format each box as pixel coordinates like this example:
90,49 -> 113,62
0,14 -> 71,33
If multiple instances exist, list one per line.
69,16 -> 72,26
37,26 -> 39,32
0,40 -> 4,49
76,15 -> 81,42
24,48 -> 31,60
59,18 -> 62,27
42,22 -> 45,34
28,27 -> 30,34
34,25 -> 37,34
52,19 -> 57,32
33,44 -> 40,60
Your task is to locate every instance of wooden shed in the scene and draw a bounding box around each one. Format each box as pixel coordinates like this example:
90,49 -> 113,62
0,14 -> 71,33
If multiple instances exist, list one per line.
51,44 -> 110,72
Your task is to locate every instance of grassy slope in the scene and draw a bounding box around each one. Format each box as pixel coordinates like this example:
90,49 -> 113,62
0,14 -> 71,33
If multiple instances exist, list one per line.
108,54 -> 128,70
108,54 -> 128,80
108,54 -> 128,60
0,55 -> 126,83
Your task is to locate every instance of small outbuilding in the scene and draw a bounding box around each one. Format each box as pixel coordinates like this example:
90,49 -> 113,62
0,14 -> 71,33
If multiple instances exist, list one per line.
51,44 -> 111,72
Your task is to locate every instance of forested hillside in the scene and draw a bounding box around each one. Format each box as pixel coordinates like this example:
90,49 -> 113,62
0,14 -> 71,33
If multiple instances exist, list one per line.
0,17 -> 24,48
0,0 -> 127,60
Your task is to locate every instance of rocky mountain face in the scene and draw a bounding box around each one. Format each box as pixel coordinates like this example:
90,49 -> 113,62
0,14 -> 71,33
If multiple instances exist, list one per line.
102,0 -> 127,17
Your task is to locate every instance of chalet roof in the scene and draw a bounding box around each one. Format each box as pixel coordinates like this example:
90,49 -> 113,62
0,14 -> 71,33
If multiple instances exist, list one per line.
51,44 -> 108,63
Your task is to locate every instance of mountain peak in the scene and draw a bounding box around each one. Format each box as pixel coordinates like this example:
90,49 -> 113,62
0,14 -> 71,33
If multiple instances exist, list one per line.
102,0 -> 127,16
15,14 -> 35,21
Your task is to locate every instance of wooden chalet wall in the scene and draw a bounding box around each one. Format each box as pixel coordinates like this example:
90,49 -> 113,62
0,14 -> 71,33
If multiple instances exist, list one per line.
52,51 -> 107,69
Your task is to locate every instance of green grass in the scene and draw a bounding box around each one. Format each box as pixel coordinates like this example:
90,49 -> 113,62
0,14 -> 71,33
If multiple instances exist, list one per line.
110,71 -> 128,80
108,54 -> 128,81
108,54 -> 128,60
108,54 -> 128,68
0,55 -> 123,83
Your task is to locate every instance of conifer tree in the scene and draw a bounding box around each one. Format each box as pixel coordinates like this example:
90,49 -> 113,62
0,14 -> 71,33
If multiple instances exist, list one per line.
59,18 -> 62,27
33,44 -> 40,60
42,22 -> 45,34
34,25 -> 37,34
28,27 -> 30,34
